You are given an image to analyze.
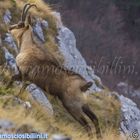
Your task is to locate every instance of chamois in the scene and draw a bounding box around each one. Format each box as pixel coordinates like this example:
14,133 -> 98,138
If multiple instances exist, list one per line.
8,4 -> 101,138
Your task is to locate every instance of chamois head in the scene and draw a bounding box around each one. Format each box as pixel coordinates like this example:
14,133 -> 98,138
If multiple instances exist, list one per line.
9,3 -> 37,42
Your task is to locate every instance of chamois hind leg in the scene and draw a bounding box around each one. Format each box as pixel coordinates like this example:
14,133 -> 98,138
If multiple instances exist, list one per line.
76,115 -> 92,136
82,104 -> 102,139
71,112 -> 92,137
63,104 -> 92,137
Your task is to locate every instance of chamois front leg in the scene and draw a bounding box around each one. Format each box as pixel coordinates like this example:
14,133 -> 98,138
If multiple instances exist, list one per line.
6,65 -> 22,89
6,73 -> 22,89
3,80 -> 30,109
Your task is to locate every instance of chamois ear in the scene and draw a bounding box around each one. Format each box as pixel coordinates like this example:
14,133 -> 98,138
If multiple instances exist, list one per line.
27,15 -> 32,25
81,81 -> 93,92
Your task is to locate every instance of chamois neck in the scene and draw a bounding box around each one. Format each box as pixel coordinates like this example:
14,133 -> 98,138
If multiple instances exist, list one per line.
20,29 -> 34,52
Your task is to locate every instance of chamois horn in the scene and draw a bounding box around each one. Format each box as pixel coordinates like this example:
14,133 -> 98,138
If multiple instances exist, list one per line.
22,4 -> 37,22
21,3 -> 31,22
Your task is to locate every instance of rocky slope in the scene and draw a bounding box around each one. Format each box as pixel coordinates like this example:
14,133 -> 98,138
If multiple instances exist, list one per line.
45,0 -> 140,92
0,0 -> 140,139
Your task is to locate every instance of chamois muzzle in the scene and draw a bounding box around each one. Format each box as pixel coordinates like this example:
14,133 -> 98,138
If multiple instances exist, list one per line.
8,22 -> 25,31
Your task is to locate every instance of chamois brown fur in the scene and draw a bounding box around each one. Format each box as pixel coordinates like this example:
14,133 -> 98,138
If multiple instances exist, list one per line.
8,3 -> 101,138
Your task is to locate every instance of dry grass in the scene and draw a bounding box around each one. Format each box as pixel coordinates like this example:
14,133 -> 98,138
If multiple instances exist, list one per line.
0,0 -> 13,9
0,95 -> 123,140
0,66 -> 121,139
0,0 -> 13,33
88,90 -> 121,131
15,0 -> 57,29
0,78 -> 122,140
0,67 -> 122,140
0,1 -> 124,139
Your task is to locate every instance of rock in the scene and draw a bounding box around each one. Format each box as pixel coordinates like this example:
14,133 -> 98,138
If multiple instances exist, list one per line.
13,97 -> 32,109
33,19 -> 46,43
2,33 -> 18,74
2,96 -> 31,110
117,82 -> 140,98
3,10 -> 12,24
119,95 -> 140,138
16,124 -> 39,140
52,135 -> 71,140
53,12 -> 103,92
3,47 -> 19,74
117,82 -> 140,110
57,24 -> 103,92
0,119 -> 15,134
52,12 -> 63,28
23,101 -> 32,109
41,20 -> 49,28
4,33 -> 18,54
27,84 -> 53,116
117,82 -> 132,96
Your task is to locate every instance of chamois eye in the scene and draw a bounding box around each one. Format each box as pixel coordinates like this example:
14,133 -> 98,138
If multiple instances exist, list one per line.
17,22 -> 25,28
